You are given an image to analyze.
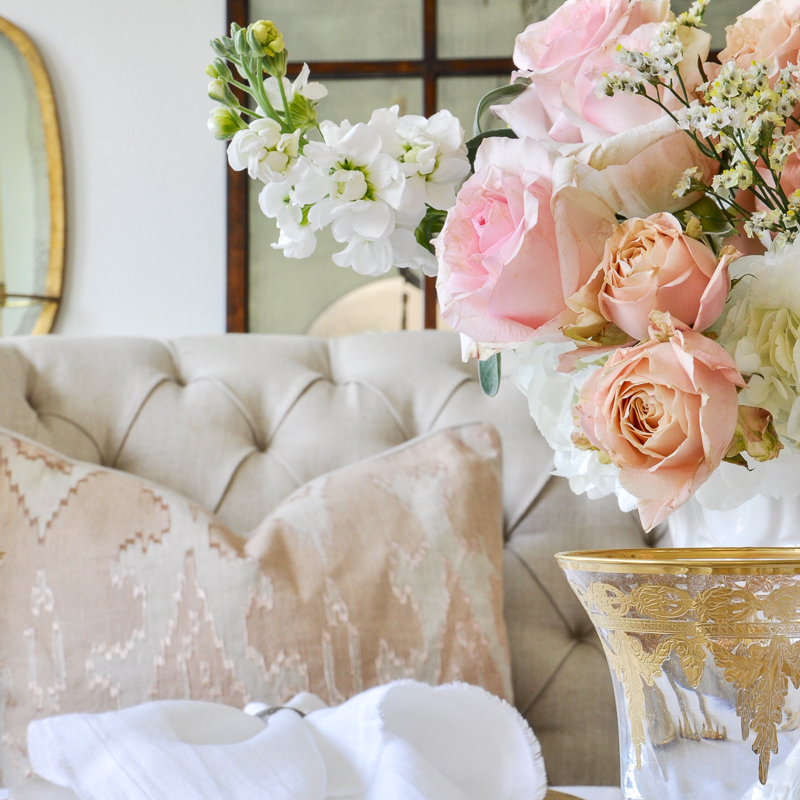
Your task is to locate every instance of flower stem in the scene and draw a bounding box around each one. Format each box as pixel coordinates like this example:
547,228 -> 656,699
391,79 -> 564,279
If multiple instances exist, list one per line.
277,76 -> 295,130
242,58 -> 285,130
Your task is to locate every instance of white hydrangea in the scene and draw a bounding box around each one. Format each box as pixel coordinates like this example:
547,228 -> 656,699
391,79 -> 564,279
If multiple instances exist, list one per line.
512,342 -> 636,512
718,241 -> 800,445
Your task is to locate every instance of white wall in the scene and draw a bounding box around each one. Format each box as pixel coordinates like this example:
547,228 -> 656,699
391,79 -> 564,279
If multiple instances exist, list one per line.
0,0 -> 227,336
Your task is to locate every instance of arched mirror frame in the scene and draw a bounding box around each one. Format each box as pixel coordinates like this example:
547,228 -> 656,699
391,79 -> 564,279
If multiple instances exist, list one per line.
0,16 -> 65,335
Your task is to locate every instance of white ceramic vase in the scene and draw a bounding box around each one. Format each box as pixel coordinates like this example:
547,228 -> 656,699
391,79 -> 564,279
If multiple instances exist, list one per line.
668,495 -> 800,548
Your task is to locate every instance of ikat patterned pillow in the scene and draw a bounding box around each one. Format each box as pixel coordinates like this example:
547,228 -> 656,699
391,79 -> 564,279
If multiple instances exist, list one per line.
0,423 -> 511,786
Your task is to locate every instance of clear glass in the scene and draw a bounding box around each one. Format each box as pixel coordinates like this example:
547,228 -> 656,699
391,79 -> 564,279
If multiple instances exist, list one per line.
558,549 -> 800,800
438,0 -> 524,58
0,300 -> 42,337
0,31 -> 50,332
250,0 -> 422,61
438,76 -> 509,137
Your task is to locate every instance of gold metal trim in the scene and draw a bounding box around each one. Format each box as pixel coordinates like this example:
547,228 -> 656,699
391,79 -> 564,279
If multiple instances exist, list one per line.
588,613 -> 800,637
556,548 -> 800,575
0,17 -> 64,335
569,576 -> 800,784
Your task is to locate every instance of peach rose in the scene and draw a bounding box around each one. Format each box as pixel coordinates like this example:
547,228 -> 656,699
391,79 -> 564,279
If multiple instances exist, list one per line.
576,316 -> 745,530
719,0 -> 800,76
434,136 -> 616,348
564,213 -> 734,341
494,0 -> 710,143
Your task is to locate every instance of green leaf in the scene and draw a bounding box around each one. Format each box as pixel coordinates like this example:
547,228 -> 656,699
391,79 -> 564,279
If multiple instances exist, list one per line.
473,80 -> 529,137
465,129 -> 517,169
730,272 -> 755,291
678,195 -> 731,234
414,207 -> 448,253
478,353 -> 502,397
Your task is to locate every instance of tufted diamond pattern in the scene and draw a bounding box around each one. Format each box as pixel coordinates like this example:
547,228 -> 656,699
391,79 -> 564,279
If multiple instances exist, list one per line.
0,331 -> 652,786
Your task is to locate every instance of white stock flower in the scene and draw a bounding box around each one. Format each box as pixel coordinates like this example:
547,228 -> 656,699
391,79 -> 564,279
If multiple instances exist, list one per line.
227,118 -> 300,183
264,63 -> 328,107
295,119 -> 406,275
258,179 -> 317,259
513,342 -> 633,510
718,242 -> 800,444
368,106 -> 471,214
389,227 -> 438,276
331,234 -> 395,276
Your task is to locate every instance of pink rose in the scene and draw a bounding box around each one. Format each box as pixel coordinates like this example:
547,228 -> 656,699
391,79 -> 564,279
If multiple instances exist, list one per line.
564,213 -> 734,341
719,0 -> 800,76
494,0 -> 710,143
576,317 -> 745,530
434,136 -> 616,348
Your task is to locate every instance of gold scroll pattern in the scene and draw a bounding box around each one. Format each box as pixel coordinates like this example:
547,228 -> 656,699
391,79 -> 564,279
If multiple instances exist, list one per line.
578,580 -> 800,784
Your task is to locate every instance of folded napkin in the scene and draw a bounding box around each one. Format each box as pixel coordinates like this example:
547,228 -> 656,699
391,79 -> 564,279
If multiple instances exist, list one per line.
17,680 -> 546,800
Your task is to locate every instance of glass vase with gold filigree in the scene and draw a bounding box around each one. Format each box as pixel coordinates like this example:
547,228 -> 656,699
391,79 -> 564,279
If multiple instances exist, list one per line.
558,549 -> 800,800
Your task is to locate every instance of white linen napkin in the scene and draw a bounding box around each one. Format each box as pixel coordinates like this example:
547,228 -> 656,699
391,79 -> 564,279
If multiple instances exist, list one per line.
17,680 -> 546,800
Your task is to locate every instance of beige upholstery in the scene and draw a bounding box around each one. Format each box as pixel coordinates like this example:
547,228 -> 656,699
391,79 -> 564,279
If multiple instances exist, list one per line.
0,331 -> 654,785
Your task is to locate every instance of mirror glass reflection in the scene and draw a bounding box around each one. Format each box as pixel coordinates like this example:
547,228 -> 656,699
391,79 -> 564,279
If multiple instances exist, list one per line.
0,19 -> 62,336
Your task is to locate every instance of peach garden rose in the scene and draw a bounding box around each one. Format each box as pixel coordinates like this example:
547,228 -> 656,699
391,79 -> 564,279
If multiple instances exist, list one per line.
564,213 -> 735,342
576,315 -> 745,530
718,0 -> 800,76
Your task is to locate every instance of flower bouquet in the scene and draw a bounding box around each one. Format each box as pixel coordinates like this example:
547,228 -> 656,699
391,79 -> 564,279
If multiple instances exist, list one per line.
206,1 -> 800,539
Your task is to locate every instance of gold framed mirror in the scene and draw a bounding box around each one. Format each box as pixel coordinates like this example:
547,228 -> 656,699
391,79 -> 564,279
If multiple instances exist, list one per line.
0,16 -> 64,336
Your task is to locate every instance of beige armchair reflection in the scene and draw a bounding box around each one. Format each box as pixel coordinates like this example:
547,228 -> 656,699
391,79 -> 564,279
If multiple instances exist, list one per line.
306,276 -> 449,337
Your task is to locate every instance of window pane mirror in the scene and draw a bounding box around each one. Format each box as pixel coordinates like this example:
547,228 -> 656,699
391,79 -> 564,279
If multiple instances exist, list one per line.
0,17 -> 64,337
227,0 -> 514,335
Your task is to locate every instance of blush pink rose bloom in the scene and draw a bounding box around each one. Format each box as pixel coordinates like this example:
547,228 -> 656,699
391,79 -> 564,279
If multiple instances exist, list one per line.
564,213 -> 735,341
719,0 -> 800,75
494,0 -> 710,143
434,136 -> 616,349
576,317 -> 744,530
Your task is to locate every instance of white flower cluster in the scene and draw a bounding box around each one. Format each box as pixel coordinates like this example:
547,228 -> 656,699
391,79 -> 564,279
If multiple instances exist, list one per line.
678,62 -> 800,196
675,0 -> 710,28
597,10 -> 706,100
596,70 -> 645,99
673,165 -> 701,198
614,22 -> 684,83
228,89 -> 470,276
743,194 -> 800,250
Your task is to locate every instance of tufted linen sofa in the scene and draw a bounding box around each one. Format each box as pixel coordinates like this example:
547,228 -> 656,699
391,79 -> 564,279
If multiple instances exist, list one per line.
0,330 -> 653,786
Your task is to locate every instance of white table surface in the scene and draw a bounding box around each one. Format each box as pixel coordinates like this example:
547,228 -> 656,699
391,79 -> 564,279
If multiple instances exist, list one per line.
0,792 -> 622,799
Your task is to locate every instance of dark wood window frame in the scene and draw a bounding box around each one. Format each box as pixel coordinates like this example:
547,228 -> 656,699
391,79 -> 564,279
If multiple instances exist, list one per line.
225,0 -> 515,332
